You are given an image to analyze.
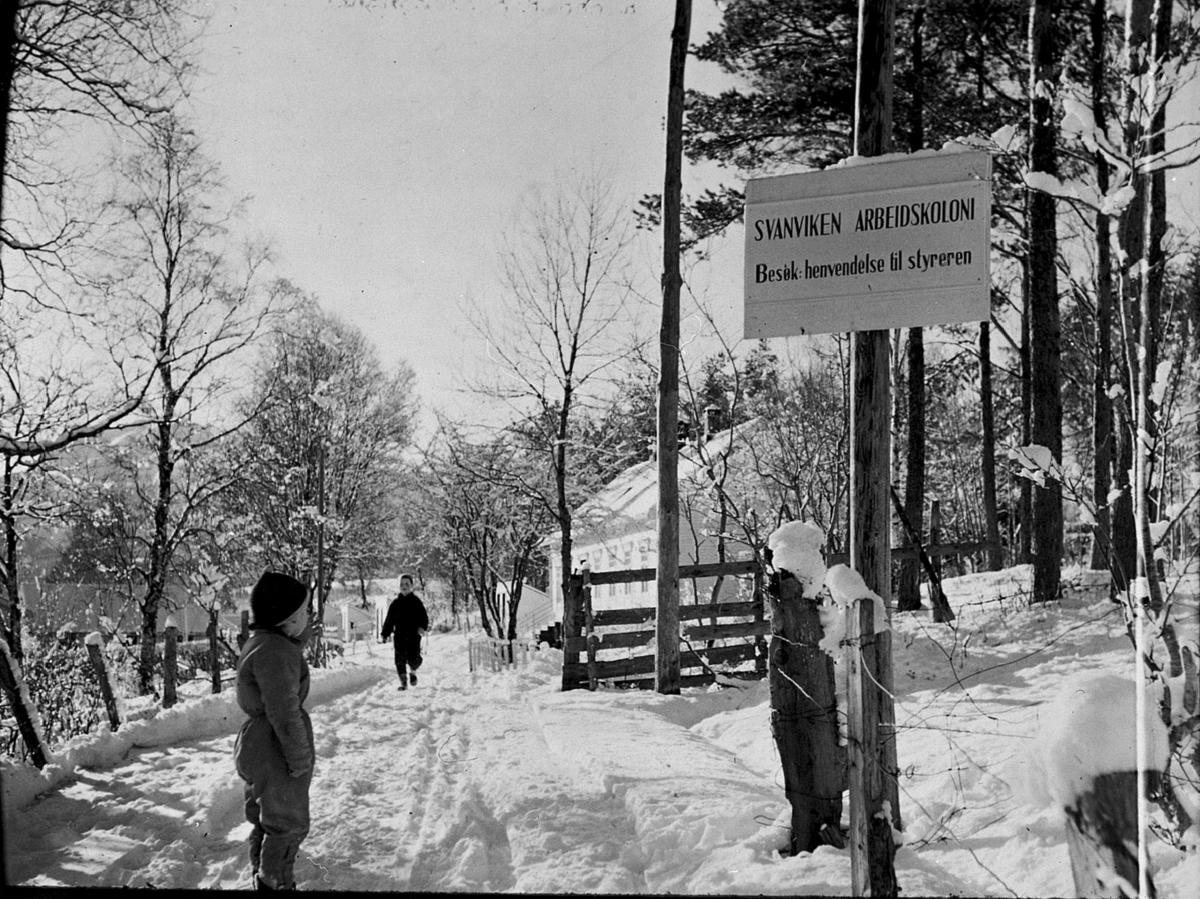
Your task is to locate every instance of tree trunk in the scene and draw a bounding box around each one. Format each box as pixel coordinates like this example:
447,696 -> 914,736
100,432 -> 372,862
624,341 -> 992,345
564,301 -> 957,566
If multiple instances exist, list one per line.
1088,0 -> 1114,573
767,572 -> 844,854
979,321 -> 1004,571
140,395 -> 177,694
1028,0 -> 1063,605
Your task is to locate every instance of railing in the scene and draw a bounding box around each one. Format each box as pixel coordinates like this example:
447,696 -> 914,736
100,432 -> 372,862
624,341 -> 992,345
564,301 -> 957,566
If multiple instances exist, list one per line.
468,636 -> 536,673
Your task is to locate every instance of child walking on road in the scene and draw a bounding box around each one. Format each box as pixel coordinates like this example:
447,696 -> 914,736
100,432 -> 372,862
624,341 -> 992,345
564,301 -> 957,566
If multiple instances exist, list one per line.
234,571 -> 314,891
380,574 -> 429,690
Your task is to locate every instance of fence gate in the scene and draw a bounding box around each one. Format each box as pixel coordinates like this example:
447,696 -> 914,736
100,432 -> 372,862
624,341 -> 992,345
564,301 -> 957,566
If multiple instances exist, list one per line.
560,559 -> 767,691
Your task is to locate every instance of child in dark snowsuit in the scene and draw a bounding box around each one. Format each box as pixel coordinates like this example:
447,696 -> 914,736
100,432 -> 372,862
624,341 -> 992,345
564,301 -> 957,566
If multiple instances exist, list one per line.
234,571 -> 314,890
380,574 -> 429,690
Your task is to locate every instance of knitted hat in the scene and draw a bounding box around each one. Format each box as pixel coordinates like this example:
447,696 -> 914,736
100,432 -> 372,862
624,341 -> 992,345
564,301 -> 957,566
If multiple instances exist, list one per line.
250,571 -> 308,627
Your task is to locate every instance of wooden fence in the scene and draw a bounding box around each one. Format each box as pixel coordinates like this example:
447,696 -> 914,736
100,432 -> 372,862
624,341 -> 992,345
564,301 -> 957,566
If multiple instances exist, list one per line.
561,559 -> 767,691
468,636 -> 537,673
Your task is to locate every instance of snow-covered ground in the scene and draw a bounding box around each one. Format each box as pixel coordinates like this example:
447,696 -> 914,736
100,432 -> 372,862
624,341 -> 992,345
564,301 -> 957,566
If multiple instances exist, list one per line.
3,565 -> 1198,894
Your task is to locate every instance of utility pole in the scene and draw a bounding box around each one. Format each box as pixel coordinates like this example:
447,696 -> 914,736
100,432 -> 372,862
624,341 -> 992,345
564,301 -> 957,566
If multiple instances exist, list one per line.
850,0 -> 899,894
655,0 -> 691,695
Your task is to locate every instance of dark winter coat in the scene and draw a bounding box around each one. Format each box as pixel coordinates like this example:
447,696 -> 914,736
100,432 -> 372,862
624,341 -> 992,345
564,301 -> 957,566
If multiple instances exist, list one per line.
235,627 -> 314,778
381,591 -> 429,653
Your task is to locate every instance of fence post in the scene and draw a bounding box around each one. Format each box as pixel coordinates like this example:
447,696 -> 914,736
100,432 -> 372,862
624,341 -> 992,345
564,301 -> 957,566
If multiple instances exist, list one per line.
238,610 -> 249,649
929,499 -> 943,582
85,633 -> 121,730
767,571 -> 844,854
0,637 -> 48,768
561,573 -> 584,691
753,562 -> 767,677
1063,771 -> 1153,898
846,596 -> 897,896
207,612 -> 221,694
163,619 -> 179,709
583,570 -> 598,691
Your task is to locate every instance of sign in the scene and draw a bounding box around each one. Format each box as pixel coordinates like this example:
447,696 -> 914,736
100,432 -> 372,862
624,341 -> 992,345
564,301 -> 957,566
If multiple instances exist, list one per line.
744,150 -> 992,337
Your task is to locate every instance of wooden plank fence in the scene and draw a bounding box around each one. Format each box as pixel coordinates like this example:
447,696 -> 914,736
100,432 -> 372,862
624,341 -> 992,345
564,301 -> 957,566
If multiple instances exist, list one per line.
562,559 -> 767,691
468,636 -> 536,673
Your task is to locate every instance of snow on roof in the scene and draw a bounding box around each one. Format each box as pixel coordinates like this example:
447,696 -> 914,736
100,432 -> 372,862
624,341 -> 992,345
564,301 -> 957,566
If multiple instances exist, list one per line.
558,421 -> 756,544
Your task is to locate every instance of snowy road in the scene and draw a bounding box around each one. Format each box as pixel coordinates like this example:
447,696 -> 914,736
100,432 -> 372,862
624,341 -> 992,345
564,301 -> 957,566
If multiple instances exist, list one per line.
6,574 -> 1200,895
5,637 -> 772,892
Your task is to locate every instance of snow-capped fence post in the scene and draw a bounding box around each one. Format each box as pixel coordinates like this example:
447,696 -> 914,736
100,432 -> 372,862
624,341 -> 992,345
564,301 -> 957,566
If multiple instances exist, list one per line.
767,570 -> 844,854
85,633 -> 121,731
162,618 -> 179,709
0,635 -> 48,768
561,572 -> 584,691
845,595 -> 897,897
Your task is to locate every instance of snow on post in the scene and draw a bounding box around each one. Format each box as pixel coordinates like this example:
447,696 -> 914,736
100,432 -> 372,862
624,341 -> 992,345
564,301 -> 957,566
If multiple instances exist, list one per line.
767,521 -> 827,592
820,564 -> 889,657
1021,671 -> 1169,811
1019,671 -> 1171,898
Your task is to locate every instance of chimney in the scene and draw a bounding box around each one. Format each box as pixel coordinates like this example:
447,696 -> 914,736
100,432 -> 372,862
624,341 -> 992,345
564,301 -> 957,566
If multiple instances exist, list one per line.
703,405 -> 720,442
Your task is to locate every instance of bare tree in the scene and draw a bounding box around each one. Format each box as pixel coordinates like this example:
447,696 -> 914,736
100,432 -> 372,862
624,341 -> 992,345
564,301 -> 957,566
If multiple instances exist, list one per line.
3,0 -> 196,297
467,173 -> 647,611
424,422 -> 551,641
106,116 -> 285,693
223,296 -> 417,661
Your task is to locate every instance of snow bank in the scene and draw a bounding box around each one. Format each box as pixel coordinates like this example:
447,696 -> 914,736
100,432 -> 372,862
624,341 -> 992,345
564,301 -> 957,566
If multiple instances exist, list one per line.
768,521 -> 826,591
1015,670 -> 1171,809
2,662 -> 386,814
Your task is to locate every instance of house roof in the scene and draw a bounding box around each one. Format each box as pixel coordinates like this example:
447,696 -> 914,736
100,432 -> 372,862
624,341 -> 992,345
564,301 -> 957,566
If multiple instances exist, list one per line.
548,420 -> 756,546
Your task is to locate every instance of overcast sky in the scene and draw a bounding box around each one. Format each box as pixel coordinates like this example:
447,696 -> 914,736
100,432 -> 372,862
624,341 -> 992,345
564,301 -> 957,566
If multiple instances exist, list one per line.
184,0 -> 743,431
182,1 -> 1199,434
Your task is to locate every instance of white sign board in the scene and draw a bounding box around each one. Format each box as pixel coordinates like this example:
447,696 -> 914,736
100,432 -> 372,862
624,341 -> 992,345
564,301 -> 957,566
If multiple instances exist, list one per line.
744,150 -> 992,337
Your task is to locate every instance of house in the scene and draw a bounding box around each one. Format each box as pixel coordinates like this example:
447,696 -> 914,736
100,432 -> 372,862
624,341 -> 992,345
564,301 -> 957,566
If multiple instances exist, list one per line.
545,422 -> 758,621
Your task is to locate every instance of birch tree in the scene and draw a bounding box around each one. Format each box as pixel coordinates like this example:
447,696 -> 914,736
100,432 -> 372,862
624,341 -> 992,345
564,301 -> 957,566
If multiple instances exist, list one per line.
106,116 -> 285,693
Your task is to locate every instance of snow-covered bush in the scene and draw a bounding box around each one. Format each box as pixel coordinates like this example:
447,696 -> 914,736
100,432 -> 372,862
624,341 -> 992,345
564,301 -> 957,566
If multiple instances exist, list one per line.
0,635 -> 104,762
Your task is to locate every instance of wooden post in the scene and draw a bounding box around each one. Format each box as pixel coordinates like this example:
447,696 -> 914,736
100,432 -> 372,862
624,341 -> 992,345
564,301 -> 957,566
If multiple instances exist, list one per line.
929,498 -> 943,584
655,0 -> 692,696
852,0 -> 903,858
561,573 -> 584,691
162,621 -> 178,709
85,636 -> 121,730
0,636 -> 48,768
753,562 -> 767,677
207,612 -> 221,694
846,597 -> 897,896
889,486 -> 955,623
767,572 -> 845,854
1064,771 -> 1155,898
238,610 -> 249,649
582,570 -> 599,691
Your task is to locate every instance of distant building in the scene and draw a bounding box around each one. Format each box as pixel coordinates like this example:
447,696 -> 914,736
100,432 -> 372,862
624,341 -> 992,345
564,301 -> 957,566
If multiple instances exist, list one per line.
544,422 -> 757,621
